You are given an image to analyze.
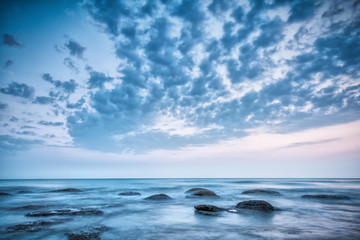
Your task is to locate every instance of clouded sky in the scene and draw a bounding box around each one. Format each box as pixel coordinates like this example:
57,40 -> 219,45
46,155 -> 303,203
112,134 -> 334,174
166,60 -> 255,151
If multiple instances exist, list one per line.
0,0 -> 359,178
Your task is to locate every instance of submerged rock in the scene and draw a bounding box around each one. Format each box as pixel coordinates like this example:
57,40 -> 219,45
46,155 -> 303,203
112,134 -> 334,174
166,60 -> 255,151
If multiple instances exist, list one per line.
242,189 -> 280,195
66,226 -> 108,240
194,204 -> 225,216
118,191 -> 141,196
49,188 -> 82,193
26,208 -> 103,217
6,218 -> 71,233
236,200 -> 275,212
185,188 -> 210,193
194,204 -> 225,212
17,190 -> 33,194
0,192 -> 12,196
144,194 -> 172,200
185,188 -> 219,197
301,194 -> 350,200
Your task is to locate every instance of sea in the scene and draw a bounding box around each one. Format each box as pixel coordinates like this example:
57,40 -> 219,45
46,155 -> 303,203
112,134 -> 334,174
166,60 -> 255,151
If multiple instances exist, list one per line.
0,178 -> 359,240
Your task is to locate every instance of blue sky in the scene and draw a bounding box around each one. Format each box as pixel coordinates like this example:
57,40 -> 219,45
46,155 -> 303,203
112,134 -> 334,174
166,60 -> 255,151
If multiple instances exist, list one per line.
0,0 -> 359,178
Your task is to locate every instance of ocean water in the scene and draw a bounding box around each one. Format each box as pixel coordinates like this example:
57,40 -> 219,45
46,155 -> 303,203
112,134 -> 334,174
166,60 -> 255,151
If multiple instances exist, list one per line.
0,178 -> 359,239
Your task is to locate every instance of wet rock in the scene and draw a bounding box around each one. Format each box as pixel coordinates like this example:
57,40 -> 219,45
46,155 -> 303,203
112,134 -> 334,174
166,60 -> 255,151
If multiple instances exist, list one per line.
49,188 -> 82,193
301,194 -> 350,200
66,226 -> 108,240
194,204 -> 225,216
236,200 -> 275,212
144,194 -> 172,200
0,192 -> 12,196
185,188 -> 219,197
195,210 -> 221,216
242,189 -> 280,195
26,208 -> 103,217
185,188 -> 210,193
17,190 -> 33,194
6,218 -> 71,233
118,191 -> 141,196
194,204 -> 225,212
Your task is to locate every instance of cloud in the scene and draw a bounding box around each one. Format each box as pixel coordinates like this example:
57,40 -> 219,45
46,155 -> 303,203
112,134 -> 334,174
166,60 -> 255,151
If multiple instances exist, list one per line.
33,96 -> 54,104
0,82 -> 35,99
0,102 -> 8,110
288,0 -> 320,23
42,73 -> 77,94
64,39 -> 86,58
4,60 -> 13,68
63,57 -> 79,73
0,135 -> 43,154
38,121 -> 64,126
87,70 -> 113,88
2,33 -> 22,47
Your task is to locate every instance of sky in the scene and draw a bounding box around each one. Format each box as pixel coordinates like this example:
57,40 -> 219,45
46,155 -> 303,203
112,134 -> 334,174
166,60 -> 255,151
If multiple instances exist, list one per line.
0,0 -> 359,179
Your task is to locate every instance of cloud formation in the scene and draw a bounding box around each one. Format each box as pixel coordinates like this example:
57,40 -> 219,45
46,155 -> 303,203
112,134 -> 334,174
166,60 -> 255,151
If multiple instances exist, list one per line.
0,82 -> 34,99
64,39 -> 86,58
2,33 -> 22,47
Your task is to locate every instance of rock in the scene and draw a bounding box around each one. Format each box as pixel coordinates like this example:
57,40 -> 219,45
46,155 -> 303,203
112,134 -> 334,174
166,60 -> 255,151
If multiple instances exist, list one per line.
185,188 -> 219,197
195,210 -> 221,216
301,194 -> 350,200
66,226 -> 108,240
118,191 -> 141,196
0,192 -> 12,196
144,194 -> 172,200
185,188 -> 210,193
26,208 -> 103,217
242,189 -> 280,195
49,188 -> 82,193
236,200 -> 275,212
194,204 -> 225,216
17,190 -> 33,194
6,218 -> 71,233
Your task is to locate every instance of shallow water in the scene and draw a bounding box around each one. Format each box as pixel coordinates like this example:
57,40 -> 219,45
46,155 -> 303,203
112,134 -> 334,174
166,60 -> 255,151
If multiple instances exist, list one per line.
0,178 -> 359,239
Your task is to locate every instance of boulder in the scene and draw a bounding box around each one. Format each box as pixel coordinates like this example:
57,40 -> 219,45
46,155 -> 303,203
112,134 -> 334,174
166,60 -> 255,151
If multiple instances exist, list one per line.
118,191 -> 141,196
49,188 -> 82,193
0,192 -> 12,196
6,218 -> 71,233
144,194 -> 172,200
242,189 -> 280,195
66,226 -> 108,240
26,208 -> 103,217
17,190 -> 33,194
236,200 -> 275,212
185,188 -> 210,193
194,204 -> 225,212
185,188 -> 219,197
301,194 -> 350,200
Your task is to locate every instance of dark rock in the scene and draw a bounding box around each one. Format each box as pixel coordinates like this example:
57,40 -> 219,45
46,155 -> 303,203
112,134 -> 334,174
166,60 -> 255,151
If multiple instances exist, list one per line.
194,204 -> 225,212
12,205 -> 50,210
17,190 -> 33,194
49,188 -> 82,193
67,226 -> 108,240
242,189 -> 280,195
118,191 -> 141,196
144,194 -> 172,200
6,218 -> 71,233
26,208 -> 103,217
186,189 -> 219,198
0,192 -> 12,196
236,200 -> 275,212
185,188 -> 210,193
301,194 -> 350,200
195,210 -> 221,216
194,204 -> 225,216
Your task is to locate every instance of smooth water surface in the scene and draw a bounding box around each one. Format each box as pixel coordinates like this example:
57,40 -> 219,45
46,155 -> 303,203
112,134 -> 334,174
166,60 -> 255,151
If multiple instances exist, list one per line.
0,178 -> 359,239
